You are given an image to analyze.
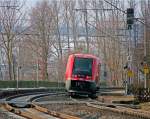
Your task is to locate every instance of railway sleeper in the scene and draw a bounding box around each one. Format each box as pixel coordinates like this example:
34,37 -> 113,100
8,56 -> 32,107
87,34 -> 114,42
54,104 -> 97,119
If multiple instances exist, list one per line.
86,102 -> 150,119
3,103 -> 41,119
33,104 -> 80,119
3,103 -> 80,119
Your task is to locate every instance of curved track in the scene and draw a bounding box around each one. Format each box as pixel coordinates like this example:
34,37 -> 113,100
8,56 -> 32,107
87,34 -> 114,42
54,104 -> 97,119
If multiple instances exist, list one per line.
34,94 -> 150,119
1,88 -> 150,119
1,90 -> 80,119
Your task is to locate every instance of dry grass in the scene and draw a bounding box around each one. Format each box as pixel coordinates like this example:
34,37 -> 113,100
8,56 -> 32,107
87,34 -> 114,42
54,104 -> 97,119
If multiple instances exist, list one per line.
98,95 -> 135,103
140,102 -> 150,111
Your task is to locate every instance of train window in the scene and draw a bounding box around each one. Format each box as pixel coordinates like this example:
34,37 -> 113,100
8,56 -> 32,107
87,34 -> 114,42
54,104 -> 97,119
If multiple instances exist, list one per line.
73,57 -> 93,76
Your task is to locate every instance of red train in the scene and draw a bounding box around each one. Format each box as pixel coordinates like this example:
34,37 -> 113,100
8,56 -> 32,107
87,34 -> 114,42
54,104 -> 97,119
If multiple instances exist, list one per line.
65,53 -> 101,98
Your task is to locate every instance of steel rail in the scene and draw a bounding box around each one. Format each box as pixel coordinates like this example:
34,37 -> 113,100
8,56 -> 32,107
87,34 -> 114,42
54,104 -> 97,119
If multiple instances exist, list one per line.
2,90 -> 80,119
2,88 -> 150,119
3,103 -> 80,119
70,97 -> 150,119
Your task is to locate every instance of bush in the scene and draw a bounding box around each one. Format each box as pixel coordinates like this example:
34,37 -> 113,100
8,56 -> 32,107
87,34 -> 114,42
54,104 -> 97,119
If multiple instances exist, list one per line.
0,80 -> 65,88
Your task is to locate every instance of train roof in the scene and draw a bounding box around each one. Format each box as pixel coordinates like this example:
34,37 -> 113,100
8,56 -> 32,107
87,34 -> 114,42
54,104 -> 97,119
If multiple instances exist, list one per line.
70,53 -> 101,62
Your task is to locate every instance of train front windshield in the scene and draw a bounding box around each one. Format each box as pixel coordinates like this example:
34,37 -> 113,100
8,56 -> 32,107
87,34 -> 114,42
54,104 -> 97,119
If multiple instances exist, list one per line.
73,57 -> 93,76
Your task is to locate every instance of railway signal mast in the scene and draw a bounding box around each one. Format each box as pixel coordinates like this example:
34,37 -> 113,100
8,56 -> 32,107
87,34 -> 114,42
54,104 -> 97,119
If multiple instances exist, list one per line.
126,8 -> 134,94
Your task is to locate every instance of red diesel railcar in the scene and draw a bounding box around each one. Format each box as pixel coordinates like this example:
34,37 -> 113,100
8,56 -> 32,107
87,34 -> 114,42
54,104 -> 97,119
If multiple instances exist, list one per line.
65,54 -> 101,97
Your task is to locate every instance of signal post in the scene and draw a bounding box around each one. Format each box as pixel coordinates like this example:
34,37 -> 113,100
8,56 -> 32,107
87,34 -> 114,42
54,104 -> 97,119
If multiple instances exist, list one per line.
143,64 -> 149,88
124,8 -> 134,95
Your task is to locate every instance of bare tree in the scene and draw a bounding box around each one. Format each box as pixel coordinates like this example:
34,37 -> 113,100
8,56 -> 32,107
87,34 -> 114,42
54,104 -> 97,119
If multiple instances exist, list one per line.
140,0 -> 150,84
63,0 -> 71,52
30,0 -> 56,80
78,0 -> 90,53
70,1 -> 78,50
89,0 -> 128,86
0,0 -> 26,80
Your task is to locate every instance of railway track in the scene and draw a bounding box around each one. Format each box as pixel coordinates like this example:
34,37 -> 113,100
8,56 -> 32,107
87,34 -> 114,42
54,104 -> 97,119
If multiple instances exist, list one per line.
1,90 -> 80,119
3,103 -> 80,119
1,88 -> 150,119
36,96 -> 150,119
85,100 -> 150,119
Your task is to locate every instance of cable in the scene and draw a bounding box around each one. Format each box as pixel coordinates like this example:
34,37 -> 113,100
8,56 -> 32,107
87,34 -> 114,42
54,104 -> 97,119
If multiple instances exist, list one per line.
103,0 -> 148,27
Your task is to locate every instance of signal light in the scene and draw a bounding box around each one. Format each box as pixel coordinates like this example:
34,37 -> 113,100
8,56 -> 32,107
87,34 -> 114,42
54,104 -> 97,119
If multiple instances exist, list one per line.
124,65 -> 128,69
86,76 -> 91,79
72,75 -> 77,78
141,62 -> 144,66
127,8 -> 134,29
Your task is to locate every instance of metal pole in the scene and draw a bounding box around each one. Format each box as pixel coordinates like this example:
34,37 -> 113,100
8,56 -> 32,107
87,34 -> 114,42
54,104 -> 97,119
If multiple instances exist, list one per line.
128,28 -> 132,84
144,13 -> 147,57
137,64 -> 140,85
66,12 -> 70,52
125,26 -> 132,95
17,66 -> 19,90
17,44 -> 20,90
125,73 -> 128,95
144,73 -> 147,88
104,37 -> 107,81
36,60 -> 39,88
84,1 -> 89,53
144,19 -> 147,89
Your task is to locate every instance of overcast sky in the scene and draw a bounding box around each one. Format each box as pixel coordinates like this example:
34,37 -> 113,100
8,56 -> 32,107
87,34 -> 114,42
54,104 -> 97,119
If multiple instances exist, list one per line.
24,0 -> 141,17
25,0 -> 40,8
